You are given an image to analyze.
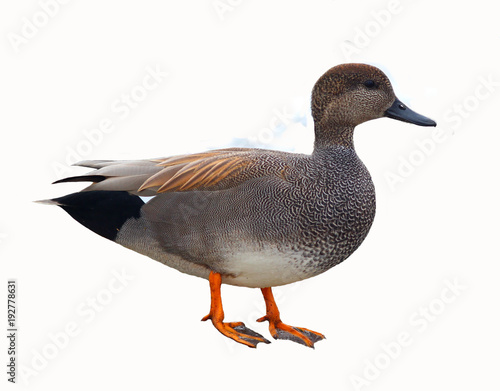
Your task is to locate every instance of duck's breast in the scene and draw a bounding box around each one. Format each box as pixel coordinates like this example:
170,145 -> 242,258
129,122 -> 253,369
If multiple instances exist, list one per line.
288,147 -> 376,273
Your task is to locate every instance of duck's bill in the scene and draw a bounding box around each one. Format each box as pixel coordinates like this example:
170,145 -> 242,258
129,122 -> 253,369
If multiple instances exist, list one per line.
384,98 -> 436,127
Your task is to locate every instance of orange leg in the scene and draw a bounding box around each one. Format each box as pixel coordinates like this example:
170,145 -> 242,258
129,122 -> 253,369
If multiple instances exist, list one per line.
257,287 -> 325,348
201,271 -> 270,348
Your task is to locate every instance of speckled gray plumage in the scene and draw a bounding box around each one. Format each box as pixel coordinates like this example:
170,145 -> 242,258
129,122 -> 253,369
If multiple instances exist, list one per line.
115,144 -> 375,287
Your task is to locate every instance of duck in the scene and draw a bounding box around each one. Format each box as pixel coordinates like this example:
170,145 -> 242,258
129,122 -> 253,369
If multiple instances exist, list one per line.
39,63 -> 436,348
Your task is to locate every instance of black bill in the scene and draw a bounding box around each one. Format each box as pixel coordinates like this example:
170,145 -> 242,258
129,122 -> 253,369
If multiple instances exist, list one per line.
384,98 -> 436,127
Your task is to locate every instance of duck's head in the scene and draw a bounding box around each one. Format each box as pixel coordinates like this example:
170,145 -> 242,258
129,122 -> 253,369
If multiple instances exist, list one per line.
311,63 -> 436,148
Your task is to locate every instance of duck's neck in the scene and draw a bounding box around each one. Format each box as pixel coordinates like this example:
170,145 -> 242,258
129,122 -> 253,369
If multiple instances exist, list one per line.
313,125 -> 355,151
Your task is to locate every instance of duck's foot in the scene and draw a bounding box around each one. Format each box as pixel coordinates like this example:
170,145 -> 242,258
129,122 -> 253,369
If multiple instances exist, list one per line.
256,316 -> 325,347
257,287 -> 325,348
202,271 -> 270,348
202,315 -> 270,348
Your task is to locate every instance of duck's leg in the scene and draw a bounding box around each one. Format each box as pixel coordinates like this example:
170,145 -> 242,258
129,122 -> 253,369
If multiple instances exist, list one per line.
256,287 -> 325,348
201,271 -> 270,348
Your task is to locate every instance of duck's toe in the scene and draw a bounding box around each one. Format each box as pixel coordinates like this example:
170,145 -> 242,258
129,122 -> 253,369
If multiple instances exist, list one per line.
257,316 -> 325,348
273,325 -> 325,347
202,316 -> 271,348
229,322 -> 272,347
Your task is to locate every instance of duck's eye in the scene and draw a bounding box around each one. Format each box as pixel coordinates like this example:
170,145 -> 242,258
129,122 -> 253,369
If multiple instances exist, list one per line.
364,80 -> 376,89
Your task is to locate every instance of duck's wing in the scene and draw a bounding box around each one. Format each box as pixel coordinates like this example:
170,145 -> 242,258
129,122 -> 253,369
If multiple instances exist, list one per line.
54,147 -> 296,195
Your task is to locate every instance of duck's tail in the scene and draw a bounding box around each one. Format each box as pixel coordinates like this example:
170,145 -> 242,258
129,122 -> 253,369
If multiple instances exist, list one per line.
36,158 -> 163,240
36,191 -> 144,241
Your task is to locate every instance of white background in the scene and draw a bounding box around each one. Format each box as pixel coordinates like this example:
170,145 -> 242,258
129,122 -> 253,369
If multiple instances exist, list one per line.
1,1 -> 499,390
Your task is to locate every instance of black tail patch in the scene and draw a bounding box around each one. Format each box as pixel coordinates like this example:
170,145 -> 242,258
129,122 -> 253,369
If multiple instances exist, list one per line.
53,191 -> 144,241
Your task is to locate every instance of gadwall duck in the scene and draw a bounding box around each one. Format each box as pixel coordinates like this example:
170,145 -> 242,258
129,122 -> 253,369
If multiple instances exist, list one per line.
40,63 -> 436,348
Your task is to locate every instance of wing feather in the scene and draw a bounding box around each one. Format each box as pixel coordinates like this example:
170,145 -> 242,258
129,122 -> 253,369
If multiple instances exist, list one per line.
53,148 -> 296,195
157,156 -> 245,192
